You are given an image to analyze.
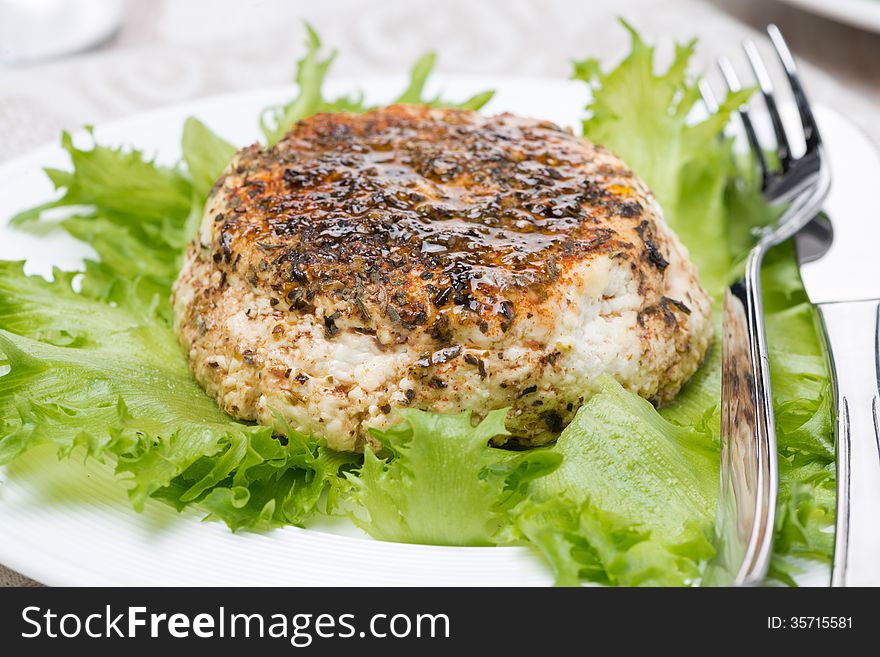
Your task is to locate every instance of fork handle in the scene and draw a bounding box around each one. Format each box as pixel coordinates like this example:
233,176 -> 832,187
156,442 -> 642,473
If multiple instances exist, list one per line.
819,299 -> 880,587
740,247 -> 779,583
718,245 -> 778,585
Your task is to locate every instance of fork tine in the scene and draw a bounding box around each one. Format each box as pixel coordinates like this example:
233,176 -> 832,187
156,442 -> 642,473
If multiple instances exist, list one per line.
698,78 -> 719,114
743,38 -> 793,172
718,56 -> 769,189
766,24 -> 820,150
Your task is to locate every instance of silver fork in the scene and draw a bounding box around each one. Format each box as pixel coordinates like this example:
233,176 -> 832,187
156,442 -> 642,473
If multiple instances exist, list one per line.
700,25 -> 831,586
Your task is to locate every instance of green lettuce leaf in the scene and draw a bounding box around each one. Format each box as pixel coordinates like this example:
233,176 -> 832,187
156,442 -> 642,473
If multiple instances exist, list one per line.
0,260 -> 352,529
762,247 -> 835,578
514,378 -> 717,586
260,24 -> 494,146
259,24 -> 354,146
12,130 -> 191,235
181,117 -> 237,201
347,409 -> 560,546
393,52 -> 496,109
573,19 -> 750,296
9,130 -> 198,328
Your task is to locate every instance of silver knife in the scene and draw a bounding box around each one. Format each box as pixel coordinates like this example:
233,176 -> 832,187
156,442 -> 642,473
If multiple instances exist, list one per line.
796,108 -> 880,586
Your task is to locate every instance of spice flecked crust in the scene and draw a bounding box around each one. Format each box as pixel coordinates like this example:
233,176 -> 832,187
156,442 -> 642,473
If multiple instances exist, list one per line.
171,105 -> 713,451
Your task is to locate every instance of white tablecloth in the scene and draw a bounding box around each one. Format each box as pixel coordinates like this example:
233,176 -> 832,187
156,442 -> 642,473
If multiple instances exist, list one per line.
2,0 -> 878,587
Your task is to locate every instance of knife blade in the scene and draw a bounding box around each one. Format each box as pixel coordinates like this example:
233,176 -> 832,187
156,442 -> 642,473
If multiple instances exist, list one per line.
794,108 -> 880,586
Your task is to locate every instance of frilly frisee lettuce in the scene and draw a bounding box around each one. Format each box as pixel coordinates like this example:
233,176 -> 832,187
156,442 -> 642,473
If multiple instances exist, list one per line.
0,260 -> 359,529
0,22 -> 834,586
259,24 -> 494,146
514,376 -> 718,587
347,409 -> 560,546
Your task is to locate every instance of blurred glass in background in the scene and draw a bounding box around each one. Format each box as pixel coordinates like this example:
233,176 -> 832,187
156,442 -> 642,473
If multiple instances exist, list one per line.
0,0 -> 125,66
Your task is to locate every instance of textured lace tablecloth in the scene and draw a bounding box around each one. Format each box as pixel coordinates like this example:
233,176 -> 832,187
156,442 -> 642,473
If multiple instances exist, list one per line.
2,0 -> 878,587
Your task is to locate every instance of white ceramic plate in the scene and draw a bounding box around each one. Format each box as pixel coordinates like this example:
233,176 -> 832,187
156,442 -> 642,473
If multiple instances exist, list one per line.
0,76 -> 837,586
777,0 -> 880,33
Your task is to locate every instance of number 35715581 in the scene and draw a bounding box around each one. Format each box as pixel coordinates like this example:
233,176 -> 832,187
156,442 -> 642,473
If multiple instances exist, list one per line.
768,617 -> 852,629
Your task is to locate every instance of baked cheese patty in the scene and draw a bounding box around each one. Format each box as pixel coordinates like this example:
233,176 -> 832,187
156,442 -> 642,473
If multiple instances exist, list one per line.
172,105 -> 713,451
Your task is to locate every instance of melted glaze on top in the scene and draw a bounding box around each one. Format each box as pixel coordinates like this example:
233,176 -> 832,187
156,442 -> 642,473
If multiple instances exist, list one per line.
206,105 -> 658,341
